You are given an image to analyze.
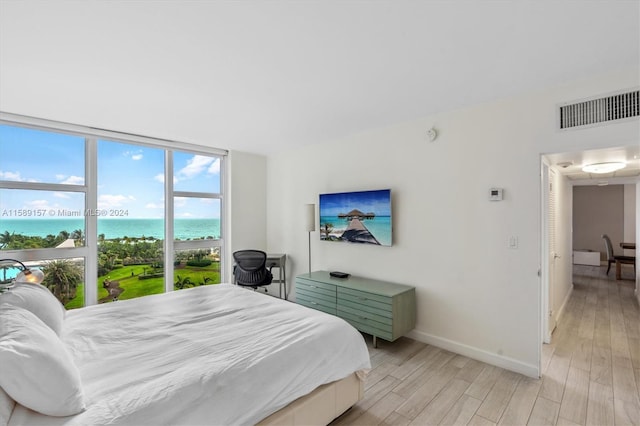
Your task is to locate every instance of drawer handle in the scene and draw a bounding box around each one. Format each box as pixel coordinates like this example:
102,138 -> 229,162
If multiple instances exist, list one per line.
358,297 -> 368,301
359,316 -> 368,320
311,302 -> 317,305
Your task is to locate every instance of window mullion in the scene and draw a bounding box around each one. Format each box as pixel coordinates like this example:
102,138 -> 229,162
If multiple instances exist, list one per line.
85,137 -> 98,306
164,150 -> 174,293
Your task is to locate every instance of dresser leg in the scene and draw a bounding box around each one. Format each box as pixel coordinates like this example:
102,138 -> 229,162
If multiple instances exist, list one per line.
373,336 -> 377,348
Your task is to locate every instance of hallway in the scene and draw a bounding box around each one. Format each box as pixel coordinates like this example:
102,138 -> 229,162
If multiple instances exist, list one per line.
333,265 -> 639,425
540,265 -> 640,425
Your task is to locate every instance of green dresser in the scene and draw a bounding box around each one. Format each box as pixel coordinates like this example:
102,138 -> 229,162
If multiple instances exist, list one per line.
295,271 -> 416,347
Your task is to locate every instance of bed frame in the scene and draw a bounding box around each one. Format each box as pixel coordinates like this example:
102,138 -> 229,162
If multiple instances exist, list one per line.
257,372 -> 363,425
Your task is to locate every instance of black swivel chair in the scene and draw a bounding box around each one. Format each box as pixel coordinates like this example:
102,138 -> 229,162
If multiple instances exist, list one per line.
233,250 -> 273,291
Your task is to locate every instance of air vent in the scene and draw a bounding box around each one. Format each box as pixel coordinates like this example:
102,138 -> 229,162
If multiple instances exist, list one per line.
559,89 -> 639,129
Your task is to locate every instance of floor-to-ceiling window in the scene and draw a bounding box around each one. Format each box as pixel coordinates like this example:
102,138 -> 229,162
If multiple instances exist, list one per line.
171,151 -> 222,290
0,117 -> 226,308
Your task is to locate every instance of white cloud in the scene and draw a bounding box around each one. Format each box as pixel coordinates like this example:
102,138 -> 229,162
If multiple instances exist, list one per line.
27,199 -> 53,209
53,192 -> 70,199
98,194 -> 132,209
56,174 -> 66,180
60,175 -> 85,185
124,150 -> 144,161
178,155 -> 215,179
145,202 -> 163,209
207,158 -> 220,174
174,197 -> 188,208
0,170 -> 24,181
178,212 -> 194,217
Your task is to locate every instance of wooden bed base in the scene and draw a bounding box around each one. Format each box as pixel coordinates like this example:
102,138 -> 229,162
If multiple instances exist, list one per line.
257,372 -> 364,425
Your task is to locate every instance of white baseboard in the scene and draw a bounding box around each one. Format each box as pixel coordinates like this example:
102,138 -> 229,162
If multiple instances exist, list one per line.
555,284 -> 574,327
406,330 -> 539,379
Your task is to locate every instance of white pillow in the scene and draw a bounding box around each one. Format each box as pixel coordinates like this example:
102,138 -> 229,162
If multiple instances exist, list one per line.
0,282 -> 65,335
0,304 -> 85,417
0,386 -> 15,426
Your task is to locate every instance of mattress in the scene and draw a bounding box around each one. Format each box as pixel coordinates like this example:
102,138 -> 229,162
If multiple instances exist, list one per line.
7,284 -> 370,425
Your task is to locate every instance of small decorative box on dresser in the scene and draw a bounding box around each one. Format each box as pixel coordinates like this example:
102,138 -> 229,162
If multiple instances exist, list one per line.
295,271 -> 416,347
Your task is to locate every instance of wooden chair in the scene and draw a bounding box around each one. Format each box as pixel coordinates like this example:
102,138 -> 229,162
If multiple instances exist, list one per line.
602,234 -> 636,279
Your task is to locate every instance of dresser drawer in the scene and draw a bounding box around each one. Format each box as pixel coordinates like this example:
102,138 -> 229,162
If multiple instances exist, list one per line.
297,294 -> 337,315
338,307 -> 392,332
296,278 -> 336,298
341,317 -> 393,342
338,297 -> 392,320
338,287 -> 391,311
337,303 -> 392,326
296,287 -> 336,305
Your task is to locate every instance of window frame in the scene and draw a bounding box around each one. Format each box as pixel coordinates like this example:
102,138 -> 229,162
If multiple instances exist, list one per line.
0,112 -> 227,306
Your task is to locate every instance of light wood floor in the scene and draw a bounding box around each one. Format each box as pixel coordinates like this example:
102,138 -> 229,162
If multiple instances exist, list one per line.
333,266 -> 639,425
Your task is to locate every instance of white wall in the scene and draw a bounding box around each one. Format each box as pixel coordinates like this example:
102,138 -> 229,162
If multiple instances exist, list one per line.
624,184 -> 637,256
266,68 -> 640,377
573,185 -> 625,258
637,182 -> 640,303
227,150 -> 267,279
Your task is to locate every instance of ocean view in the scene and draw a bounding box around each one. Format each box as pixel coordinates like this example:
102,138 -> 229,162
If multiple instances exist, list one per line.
0,218 -> 221,240
319,215 -> 391,246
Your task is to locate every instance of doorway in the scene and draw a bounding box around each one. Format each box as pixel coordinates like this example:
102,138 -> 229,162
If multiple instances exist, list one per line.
539,145 -> 639,374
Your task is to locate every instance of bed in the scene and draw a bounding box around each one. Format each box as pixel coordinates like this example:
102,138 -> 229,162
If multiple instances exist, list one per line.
0,282 -> 371,425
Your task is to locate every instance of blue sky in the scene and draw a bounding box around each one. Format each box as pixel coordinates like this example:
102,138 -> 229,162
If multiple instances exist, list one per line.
0,125 -> 221,218
319,189 -> 391,217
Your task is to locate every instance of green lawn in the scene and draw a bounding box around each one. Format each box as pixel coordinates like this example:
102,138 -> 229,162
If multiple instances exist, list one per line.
64,263 -> 221,309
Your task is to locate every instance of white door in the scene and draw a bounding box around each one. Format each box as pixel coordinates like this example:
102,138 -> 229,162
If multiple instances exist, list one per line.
547,168 -> 558,337
541,161 -> 557,344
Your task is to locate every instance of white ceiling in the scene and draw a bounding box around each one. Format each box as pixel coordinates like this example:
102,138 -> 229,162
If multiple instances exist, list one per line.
0,1 -> 638,156
545,145 -> 640,184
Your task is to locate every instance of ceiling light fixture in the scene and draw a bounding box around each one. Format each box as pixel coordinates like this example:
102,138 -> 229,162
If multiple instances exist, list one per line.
581,162 -> 626,174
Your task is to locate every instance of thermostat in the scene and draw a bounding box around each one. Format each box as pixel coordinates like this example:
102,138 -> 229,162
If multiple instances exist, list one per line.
489,188 -> 503,201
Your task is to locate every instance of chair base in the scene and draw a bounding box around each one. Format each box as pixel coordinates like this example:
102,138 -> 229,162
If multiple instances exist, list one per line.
237,283 -> 270,292
615,259 -> 636,280
606,256 -> 636,279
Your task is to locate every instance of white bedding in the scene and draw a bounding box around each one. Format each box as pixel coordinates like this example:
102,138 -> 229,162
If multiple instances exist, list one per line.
8,284 -> 370,425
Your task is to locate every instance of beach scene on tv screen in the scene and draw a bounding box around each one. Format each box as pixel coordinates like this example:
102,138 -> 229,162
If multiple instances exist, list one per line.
319,189 -> 391,246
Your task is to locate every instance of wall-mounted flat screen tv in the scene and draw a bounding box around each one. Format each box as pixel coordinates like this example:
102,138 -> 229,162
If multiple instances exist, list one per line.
319,189 -> 392,246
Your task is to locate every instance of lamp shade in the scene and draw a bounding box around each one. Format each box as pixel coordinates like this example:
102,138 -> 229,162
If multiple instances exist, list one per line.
304,204 -> 316,232
16,267 -> 44,284
0,259 -> 44,293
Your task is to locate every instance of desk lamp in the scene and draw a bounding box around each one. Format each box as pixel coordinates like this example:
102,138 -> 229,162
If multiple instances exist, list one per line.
0,259 -> 45,293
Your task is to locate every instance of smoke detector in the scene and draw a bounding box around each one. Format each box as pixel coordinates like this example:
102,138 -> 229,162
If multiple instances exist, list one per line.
426,128 -> 437,142
556,161 -> 573,168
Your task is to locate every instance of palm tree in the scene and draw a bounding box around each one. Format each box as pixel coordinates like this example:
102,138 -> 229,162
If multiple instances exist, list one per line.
174,275 -> 193,290
323,223 -> 334,240
0,231 -> 14,249
42,260 -> 83,305
70,229 -> 84,246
